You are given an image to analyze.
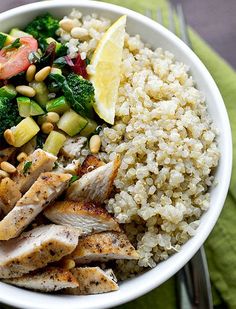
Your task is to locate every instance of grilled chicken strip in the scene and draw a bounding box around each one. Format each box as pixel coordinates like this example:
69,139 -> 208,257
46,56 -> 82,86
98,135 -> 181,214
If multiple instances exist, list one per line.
66,156 -> 120,203
0,224 -> 79,278
55,154 -> 105,177
60,136 -> 87,159
12,149 -> 57,194
68,232 -> 139,264
0,172 -> 71,240
0,147 -> 15,164
4,267 -> 79,292
77,155 -> 105,177
0,178 -> 22,215
65,267 -> 118,295
44,201 -> 120,235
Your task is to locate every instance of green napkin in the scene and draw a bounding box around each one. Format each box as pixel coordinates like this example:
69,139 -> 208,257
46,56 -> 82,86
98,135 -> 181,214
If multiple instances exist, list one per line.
104,0 -> 236,308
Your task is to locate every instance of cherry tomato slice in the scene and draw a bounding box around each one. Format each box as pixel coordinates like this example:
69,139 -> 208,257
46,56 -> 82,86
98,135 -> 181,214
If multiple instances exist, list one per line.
0,37 -> 38,80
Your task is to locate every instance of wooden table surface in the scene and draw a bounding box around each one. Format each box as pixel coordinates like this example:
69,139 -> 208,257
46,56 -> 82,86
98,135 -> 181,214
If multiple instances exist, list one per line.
1,0 -> 236,69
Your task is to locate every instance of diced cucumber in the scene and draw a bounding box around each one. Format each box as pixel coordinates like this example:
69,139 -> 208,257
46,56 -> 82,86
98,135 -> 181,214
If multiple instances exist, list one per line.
57,109 -> 88,137
46,38 -> 67,56
11,117 -> 40,147
43,131 -> 66,155
80,119 -> 98,137
30,100 -> 45,116
50,67 -> 62,75
0,32 -> 13,49
46,37 -> 61,52
17,97 -> 31,117
17,97 -> 45,117
29,81 -> 49,107
46,96 -> 70,114
0,85 -> 17,99
9,28 -> 32,38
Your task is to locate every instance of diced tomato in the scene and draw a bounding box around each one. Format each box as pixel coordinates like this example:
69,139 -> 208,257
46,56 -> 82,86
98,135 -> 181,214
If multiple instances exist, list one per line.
72,53 -> 88,79
0,37 -> 38,80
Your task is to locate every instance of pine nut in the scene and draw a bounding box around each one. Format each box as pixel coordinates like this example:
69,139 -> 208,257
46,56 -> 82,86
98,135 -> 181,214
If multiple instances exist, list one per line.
46,112 -> 60,123
16,85 -> 36,97
0,170 -> 9,179
17,152 -> 28,162
62,259 -> 75,270
35,66 -> 51,82
26,64 -> 36,82
89,135 -> 101,154
4,129 -> 15,145
0,161 -> 16,174
71,27 -> 89,39
41,122 -> 54,134
59,18 -> 75,32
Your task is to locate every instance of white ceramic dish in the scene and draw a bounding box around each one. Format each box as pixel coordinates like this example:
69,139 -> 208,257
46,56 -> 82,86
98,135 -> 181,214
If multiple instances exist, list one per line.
0,1 -> 232,309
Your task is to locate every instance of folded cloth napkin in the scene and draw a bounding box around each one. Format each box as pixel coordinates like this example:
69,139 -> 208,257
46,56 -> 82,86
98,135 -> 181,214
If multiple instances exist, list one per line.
103,0 -> 236,308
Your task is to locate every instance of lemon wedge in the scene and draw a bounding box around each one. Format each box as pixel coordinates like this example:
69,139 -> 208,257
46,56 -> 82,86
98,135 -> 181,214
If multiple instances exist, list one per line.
90,15 -> 127,124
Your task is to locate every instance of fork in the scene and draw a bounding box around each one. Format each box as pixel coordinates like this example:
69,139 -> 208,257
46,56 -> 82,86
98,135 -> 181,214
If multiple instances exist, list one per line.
145,3 -> 213,309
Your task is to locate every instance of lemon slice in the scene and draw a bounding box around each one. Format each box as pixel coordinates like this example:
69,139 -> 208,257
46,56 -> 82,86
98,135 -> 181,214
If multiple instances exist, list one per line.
90,15 -> 127,124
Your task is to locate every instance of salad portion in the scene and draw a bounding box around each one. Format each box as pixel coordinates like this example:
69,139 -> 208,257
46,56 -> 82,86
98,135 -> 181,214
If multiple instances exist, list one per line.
0,12 -> 125,154
0,13 -> 133,295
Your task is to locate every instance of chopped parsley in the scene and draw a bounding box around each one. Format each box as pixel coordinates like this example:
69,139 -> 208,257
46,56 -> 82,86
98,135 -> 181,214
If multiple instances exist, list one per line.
69,175 -> 79,185
23,161 -> 32,175
4,38 -> 21,50
53,162 -> 59,170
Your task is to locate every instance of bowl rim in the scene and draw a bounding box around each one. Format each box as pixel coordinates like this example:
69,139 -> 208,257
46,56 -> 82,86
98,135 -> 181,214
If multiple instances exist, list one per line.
0,1 -> 232,309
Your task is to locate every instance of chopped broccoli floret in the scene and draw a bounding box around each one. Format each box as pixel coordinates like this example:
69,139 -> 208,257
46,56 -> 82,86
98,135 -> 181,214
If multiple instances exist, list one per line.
47,72 -> 95,117
0,97 -> 22,139
24,13 -> 59,39
66,73 -> 95,118
56,44 -> 68,57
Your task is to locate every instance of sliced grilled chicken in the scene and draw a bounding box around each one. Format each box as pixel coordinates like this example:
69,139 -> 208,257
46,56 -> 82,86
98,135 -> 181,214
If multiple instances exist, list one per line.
65,267 -> 118,295
68,232 -> 139,264
53,159 -> 82,175
0,172 -> 71,240
12,149 -> 57,193
4,267 -> 79,292
44,201 -> 120,235
0,147 -> 15,164
77,155 -> 105,177
0,178 -> 22,215
60,136 -> 87,159
0,224 -> 79,278
66,156 -> 120,203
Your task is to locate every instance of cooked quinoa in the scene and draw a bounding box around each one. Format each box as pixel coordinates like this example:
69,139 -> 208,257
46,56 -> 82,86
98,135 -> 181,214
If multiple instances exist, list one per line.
58,10 -> 220,277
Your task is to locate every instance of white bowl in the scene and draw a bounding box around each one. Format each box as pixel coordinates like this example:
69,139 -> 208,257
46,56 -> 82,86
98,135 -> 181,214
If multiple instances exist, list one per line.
0,1 -> 232,309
